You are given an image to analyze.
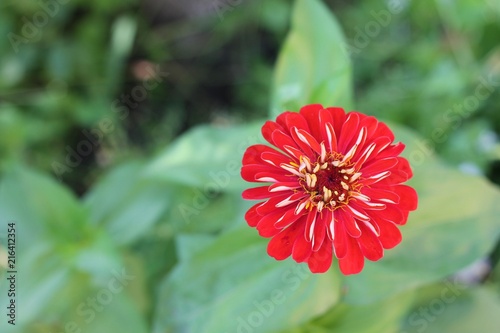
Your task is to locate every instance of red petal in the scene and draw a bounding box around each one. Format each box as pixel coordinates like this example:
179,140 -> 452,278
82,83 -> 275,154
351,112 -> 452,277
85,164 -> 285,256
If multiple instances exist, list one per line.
358,218 -> 381,236
291,127 -> 322,155
338,235 -> 364,275
299,104 -> 324,143
274,208 -> 304,229
254,194 -> 290,215
337,207 -> 361,238
242,144 -> 283,167
358,136 -> 392,166
256,192 -> 305,215
261,150 -> 291,168
333,220 -> 348,259
324,123 -> 338,152
307,240 -> 333,273
257,208 -> 292,237
242,186 -> 272,200
241,164 -> 280,182
376,158 -> 412,185
289,128 -> 313,157
318,108 -> 334,142
242,145 -> 265,165
399,210 -> 410,225
370,205 -> 404,225
371,121 -> 395,143
353,141 -> 376,168
380,169 -> 409,185
257,205 -> 290,225
245,202 -> 263,227
268,181 -> 301,193
304,210 -> 317,241
375,218 -> 402,249
292,226 -> 312,263
359,115 -> 379,143
338,112 -> 361,154
391,185 -> 418,211
281,145 -> 304,161
324,209 -> 335,240
312,216 -> 326,252
395,157 -> 413,179
272,130 -> 300,154
361,187 -> 400,204
254,171 -> 295,183
326,107 -> 346,138
377,142 -> 405,159
357,222 -> 384,261
361,157 -> 398,178
350,197 -> 386,211
261,121 -> 285,146
257,223 -> 280,237
278,111 -> 311,134
346,204 -> 371,221
267,222 -> 302,260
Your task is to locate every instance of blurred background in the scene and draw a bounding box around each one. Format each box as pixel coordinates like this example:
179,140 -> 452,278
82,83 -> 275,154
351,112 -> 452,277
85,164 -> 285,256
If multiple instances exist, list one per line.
1,0 -> 500,332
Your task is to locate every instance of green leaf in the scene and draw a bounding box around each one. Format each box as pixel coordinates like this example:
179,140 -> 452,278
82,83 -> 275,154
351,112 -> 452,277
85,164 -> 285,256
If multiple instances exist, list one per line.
270,0 -> 353,117
342,124 -> 500,304
105,15 -> 137,97
83,161 -> 171,245
0,165 -> 90,246
316,292 -> 414,333
152,227 -> 342,333
437,119 -> 494,171
285,290 -> 415,333
165,185 -> 254,234
76,291 -> 149,333
401,285 -> 500,333
175,234 -> 216,262
435,0 -> 497,35
0,166 -> 150,332
0,105 -> 26,163
143,122 -> 264,192
0,166 -> 121,330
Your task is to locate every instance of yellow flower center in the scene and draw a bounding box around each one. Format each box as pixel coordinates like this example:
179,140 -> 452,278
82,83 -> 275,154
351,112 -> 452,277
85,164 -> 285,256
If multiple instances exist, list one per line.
298,155 -> 362,212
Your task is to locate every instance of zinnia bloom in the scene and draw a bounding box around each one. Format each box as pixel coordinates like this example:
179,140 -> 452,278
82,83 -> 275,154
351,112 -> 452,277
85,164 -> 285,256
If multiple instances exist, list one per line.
241,104 -> 417,274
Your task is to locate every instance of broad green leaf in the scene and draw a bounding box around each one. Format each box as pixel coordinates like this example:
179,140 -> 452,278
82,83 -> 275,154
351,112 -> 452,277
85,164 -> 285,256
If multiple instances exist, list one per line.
143,122 -> 264,192
0,166 -> 145,332
270,0 -> 352,117
284,289 -> 415,333
491,240 -> 500,284
83,161 -> 171,245
0,165 -> 92,252
166,184 -> 254,234
437,119 -> 494,171
0,237 -> 118,331
315,292 -> 414,333
400,284 -> 500,333
12,273 -> 149,333
152,227 -> 342,333
75,291 -> 148,333
0,166 -> 135,331
435,0 -> 498,34
493,264 -> 500,292
0,105 -> 25,162
342,124 -> 500,304
175,234 -> 216,262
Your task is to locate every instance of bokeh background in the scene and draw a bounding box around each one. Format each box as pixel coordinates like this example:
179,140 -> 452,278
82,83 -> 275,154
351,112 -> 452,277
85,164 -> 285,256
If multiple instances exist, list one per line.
1,0 -> 500,332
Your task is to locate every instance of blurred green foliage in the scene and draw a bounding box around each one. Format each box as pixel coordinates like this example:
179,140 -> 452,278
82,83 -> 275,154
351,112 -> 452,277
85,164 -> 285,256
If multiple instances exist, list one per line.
1,0 -> 500,332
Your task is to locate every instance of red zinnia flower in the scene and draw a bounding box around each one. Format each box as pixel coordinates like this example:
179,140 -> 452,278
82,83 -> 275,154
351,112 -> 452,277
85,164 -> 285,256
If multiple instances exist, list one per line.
241,104 -> 418,275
